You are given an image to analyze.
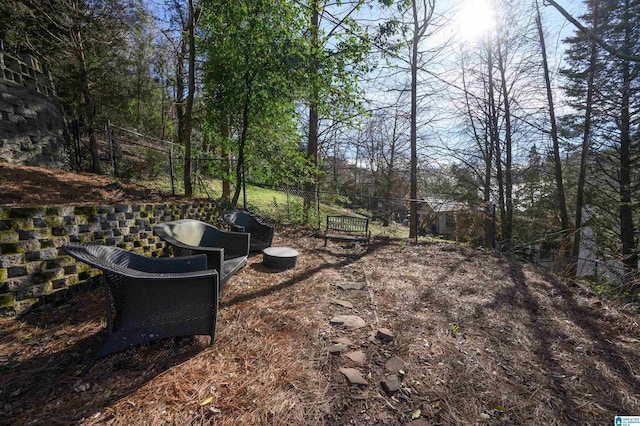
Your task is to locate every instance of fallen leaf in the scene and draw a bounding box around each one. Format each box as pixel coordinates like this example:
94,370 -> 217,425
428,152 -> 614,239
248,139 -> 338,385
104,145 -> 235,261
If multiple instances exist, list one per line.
200,397 -> 214,406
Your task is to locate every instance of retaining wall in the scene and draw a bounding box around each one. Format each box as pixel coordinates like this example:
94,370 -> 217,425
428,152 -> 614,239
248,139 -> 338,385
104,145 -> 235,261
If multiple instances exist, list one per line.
0,45 -> 67,167
0,201 -> 223,317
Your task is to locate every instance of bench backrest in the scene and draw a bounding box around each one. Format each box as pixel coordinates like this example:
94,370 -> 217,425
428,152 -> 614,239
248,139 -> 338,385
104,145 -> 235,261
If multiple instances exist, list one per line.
326,215 -> 369,233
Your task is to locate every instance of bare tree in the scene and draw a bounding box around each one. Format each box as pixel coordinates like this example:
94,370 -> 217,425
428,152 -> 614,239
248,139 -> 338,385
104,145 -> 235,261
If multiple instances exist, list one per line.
304,0 -> 371,223
359,106 -> 411,225
408,0 -> 437,239
459,50 -> 495,247
535,0 -> 570,266
170,0 -> 200,196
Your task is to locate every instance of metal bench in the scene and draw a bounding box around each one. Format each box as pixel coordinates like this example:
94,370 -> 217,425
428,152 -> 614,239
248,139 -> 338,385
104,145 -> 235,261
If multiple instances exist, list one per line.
154,219 -> 249,287
62,243 -> 219,374
324,215 -> 371,248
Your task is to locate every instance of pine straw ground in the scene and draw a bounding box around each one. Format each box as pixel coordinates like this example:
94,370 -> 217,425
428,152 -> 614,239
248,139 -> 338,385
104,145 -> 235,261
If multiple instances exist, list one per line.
1,229 -> 640,425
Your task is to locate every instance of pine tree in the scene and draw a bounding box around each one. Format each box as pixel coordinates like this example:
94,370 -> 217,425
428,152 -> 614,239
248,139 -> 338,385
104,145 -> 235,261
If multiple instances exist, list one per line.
561,0 -> 640,271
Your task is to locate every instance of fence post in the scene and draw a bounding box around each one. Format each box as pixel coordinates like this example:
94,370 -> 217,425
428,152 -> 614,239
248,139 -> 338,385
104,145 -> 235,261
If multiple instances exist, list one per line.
105,120 -> 117,176
242,162 -> 247,210
286,186 -> 290,219
72,119 -> 81,169
169,143 -> 175,196
316,187 -> 321,230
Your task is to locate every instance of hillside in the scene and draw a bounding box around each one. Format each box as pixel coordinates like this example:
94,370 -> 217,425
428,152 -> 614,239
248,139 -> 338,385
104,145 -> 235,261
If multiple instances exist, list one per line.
0,163 -> 187,207
1,162 -> 639,424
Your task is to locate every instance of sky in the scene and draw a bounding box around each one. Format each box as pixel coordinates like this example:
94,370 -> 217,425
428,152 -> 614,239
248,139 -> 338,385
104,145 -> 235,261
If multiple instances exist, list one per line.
344,0 -> 589,165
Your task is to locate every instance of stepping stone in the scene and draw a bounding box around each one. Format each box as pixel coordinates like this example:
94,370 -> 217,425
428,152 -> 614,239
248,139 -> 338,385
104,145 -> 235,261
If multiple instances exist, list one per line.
339,367 -> 368,385
344,350 -> 366,365
328,343 -> 349,354
385,356 -> 406,373
330,315 -> 366,329
332,337 -> 353,346
376,328 -> 395,342
332,299 -> 354,309
381,374 -> 401,395
337,282 -> 366,290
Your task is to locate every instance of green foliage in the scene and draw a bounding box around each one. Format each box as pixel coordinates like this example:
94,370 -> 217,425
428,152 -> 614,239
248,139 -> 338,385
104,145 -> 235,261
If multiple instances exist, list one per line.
143,149 -> 167,178
449,323 -> 459,337
200,0 -> 311,198
308,1 -> 374,126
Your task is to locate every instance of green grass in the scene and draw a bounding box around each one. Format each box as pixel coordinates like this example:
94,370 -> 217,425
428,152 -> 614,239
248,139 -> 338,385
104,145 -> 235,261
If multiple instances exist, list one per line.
145,176 -> 427,240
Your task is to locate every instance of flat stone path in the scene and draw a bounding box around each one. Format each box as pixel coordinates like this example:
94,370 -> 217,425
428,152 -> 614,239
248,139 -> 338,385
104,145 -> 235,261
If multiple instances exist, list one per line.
325,260 -> 415,420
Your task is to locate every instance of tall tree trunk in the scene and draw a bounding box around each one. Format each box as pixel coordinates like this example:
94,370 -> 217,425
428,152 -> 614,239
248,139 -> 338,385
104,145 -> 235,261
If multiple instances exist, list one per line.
176,36 -> 186,189
484,42 -> 497,249
72,0 -> 100,174
483,118 -> 495,249
409,0 -> 434,239
183,0 -> 198,196
461,50 -> 494,248
221,114 -> 232,202
487,38 -> 504,246
619,0 -> 637,270
536,1 -> 571,268
495,36 -> 513,250
409,14 -> 419,239
570,0 -> 599,276
232,71 -> 252,207
304,0 -> 319,224
493,116 -> 505,246
384,115 -> 399,227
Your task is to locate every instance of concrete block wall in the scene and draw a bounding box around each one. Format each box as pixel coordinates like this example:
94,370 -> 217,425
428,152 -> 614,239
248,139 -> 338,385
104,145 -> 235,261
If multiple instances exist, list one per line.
0,201 -> 223,317
0,46 -> 67,168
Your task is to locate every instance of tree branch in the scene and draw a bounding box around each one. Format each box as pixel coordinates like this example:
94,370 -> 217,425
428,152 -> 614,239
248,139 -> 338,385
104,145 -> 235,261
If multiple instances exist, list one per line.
544,0 -> 640,62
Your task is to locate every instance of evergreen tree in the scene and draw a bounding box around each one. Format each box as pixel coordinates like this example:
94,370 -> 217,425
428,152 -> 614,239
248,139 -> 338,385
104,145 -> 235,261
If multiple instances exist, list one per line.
1,0 -> 150,173
561,0 -> 640,271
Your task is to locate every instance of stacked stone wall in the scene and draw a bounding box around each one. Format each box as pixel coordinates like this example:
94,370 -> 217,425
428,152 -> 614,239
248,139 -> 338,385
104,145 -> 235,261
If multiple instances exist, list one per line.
0,201 -> 223,317
0,47 -> 67,167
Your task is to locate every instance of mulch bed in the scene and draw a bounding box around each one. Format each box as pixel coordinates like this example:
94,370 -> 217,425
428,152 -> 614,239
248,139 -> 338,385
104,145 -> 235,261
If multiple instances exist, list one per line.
0,163 -> 187,207
1,230 -> 639,425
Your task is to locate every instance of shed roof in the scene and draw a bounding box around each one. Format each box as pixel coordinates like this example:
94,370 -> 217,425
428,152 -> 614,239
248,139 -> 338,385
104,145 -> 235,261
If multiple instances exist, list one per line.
418,198 -> 468,214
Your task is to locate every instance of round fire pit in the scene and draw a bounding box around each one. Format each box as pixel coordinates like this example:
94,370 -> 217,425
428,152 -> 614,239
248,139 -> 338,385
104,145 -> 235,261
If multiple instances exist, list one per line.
262,246 -> 298,270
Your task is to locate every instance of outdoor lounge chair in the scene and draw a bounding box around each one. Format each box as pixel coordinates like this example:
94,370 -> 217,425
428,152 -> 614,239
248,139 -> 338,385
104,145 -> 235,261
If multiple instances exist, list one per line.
223,210 -> 275,252
62,243 -> 219,374
153,219 -> 249,286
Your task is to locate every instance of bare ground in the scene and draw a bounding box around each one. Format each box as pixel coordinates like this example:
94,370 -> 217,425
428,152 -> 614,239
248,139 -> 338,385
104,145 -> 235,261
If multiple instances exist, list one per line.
0,164 -> 639,425
0,163 -> 187,207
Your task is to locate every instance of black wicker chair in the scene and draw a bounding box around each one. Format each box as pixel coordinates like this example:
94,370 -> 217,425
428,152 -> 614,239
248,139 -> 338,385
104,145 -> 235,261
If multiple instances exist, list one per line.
223,210 -> 274,252
62,243 -> 219,374
153,219 -> 249,286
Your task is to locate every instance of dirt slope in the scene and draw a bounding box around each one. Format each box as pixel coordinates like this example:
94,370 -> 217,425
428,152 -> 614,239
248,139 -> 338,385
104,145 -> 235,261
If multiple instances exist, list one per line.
0,163 -> 182,206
